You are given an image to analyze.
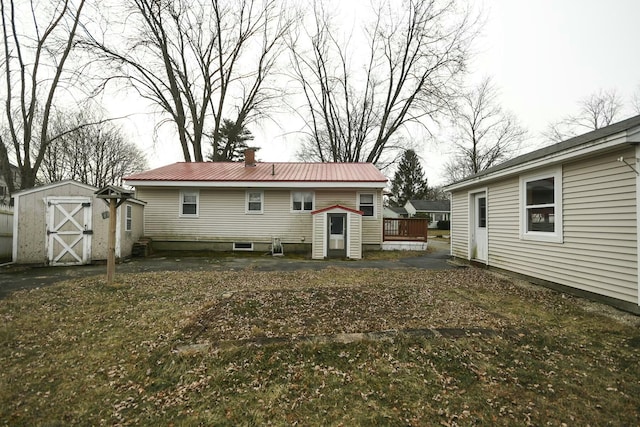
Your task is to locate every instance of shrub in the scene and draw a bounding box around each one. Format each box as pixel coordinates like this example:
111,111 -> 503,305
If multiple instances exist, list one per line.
437,220 -> 450,230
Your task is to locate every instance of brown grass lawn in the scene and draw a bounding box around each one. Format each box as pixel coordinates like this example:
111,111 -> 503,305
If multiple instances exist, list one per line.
1,267 -> 639,426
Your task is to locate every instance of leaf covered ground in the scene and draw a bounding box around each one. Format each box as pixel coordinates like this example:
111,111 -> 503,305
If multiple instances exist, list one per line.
1,267 -> 639,426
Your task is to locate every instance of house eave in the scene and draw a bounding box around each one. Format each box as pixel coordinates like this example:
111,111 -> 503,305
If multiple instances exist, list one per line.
444,132 -> 634,193
124,180 -> 387,189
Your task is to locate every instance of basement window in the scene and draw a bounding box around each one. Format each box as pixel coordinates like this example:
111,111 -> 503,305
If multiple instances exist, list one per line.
233,242 -> 254,251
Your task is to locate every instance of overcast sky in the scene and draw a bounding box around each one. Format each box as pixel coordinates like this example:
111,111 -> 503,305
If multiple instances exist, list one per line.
132,0 -> 640,185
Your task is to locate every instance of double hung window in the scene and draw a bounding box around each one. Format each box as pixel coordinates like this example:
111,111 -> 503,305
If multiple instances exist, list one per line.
520,168 -> 562,242
292,191 -> 314,212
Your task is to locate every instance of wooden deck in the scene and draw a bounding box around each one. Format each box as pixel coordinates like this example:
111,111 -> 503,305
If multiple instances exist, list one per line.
383,218 -> 428,242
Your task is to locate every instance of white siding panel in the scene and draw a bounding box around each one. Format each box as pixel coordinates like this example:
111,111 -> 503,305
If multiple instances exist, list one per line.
138,188 -> 312,243
349,212 -> 362,259
312,214 -> 324,259
450,192 -> 468,258
481,148 -> 637,304
138,187 -> 383,246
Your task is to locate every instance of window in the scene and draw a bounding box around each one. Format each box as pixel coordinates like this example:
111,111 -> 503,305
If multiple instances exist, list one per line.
358,193 -> 375,217
292,191 -> 313,212
233,242 -> 254,251
125,204 -> 132,231
246,191 -> 263,214
520,168 -> 562,242
180,190 -> 199,217
478,197 -> 486,228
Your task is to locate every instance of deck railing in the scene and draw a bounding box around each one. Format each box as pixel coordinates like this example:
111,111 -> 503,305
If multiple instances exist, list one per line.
383,218 -> 428,241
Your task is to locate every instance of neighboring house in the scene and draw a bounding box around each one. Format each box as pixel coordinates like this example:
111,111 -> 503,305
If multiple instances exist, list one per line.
12,180 -> 145,265
405,199 -> 451,228
124,151 -> 388,259
0,163 -> 21,204
444,114 -> 640,313
383,205 -> 408,218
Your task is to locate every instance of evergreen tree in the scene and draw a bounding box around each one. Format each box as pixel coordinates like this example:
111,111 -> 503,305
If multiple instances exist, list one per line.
389,149 -> 430,207
208,119 -> 255,161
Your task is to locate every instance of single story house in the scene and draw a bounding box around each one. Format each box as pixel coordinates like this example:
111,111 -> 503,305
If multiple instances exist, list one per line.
12,180 -> 145,265
124,151 -> 388,259
383,205 -> 408,218
444,114 -> 640,313
405,199 -> 451,228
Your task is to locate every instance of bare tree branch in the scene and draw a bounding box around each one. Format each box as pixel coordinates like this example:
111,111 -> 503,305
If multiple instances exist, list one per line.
0,0 -> 87,191
289,0 -> 475,167
82,0 -> 296,162
444,77 -> 527,183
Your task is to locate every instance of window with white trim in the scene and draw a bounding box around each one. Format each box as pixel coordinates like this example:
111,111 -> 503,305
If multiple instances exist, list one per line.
358,193 -> 375,217
520,168 -> 562,242
180,190 -> 199,217
246,190 -> 263,214
292,191 -> 314,212
125,204 -> 132,231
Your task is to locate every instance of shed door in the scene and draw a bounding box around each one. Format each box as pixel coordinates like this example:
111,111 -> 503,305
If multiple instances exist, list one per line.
471,192 -> 487,262
46,197 -> 92,265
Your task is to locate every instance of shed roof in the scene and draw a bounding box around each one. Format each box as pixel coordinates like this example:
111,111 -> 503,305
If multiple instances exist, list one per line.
446,114 -> 640,191
408,200 -> 450,212
124,162 -> 388,188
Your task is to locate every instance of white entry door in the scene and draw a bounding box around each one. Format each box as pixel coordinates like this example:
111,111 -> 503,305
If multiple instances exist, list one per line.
471,192 -> 487,262
46,197 -> 92,265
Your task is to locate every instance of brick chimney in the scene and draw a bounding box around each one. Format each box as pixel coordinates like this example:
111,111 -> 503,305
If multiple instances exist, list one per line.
244,148 -> 256,167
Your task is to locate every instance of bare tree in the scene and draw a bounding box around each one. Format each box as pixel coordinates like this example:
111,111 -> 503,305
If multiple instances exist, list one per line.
83,0 -> 294,162
543,89 -> 624,143
444,78 -> 526,183
40,110 -> 147,187
632,85 -> 640,115
0,0 -> 87,191
289,0 -> 475,166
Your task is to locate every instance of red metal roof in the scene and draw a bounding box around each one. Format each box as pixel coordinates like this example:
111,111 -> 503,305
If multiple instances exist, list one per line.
125,162 -> 388,183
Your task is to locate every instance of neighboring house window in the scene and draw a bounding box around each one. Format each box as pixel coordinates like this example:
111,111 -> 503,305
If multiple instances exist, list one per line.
180,190 -> 199,217
520,168 -> 562,242
246,190 -> 264,214
358,193 -> 375,217
292,191 -> 313,212
125,204 -> 132,231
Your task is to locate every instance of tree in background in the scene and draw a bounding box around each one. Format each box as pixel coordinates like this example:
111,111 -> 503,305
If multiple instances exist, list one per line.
207,119 -> 255,162
290,0 -> 475,167
40,111 -> 147,188
0,0 -> 88,191
389,149 -> 430,207
84,0 -> 295,163
544,89 -> 625,143
444,78 -> 526,183
631,85 -> 640,115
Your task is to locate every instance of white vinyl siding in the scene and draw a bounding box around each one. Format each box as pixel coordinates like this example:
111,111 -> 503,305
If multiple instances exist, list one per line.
450,192 -> 469,259
454,148 -> 637,304
138,187 -> 384,247
349,212 -> 362,259
316,189 -> 382,245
